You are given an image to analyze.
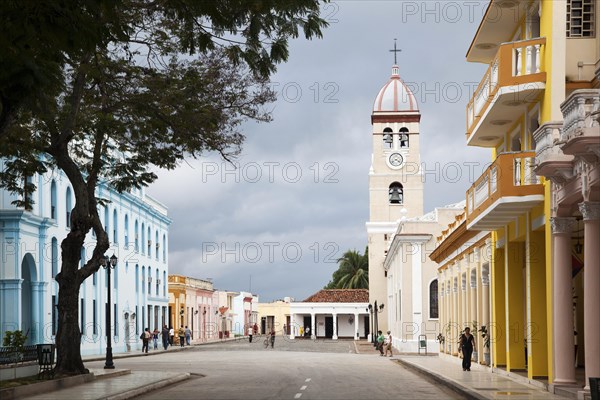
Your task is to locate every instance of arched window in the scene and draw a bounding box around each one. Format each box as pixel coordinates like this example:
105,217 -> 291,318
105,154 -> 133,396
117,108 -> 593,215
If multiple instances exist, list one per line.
383,127 -> 393,149
50,180 -> 57,220
388,182 -> 403,204
142,266 -> 145,294
147,226 -> 151,255
155,230 -> 159,259
162,234 -> 167,263
429,279 -> 439,319
163,271 -> 166,296
104,207 -> 109,237
124,214 -> 129,247
51,237 -> 58,278
134,220 -> 139,252
156,268 -> 159,295
65,187 -> 72,228
399,127 -> 409,148
141,223 -> 146,255
135,264 -> 139,292
112,209 -> 118,244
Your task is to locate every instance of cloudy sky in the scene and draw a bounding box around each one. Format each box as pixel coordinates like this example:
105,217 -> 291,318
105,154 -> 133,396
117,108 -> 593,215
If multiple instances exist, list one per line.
147,1 -> 492,302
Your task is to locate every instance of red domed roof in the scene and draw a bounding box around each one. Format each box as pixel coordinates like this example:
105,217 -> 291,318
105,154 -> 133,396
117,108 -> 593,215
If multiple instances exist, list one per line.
373,65 -> 419,113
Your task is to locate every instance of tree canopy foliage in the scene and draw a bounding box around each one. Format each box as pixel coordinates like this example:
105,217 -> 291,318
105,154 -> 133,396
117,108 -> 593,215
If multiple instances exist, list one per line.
325,248 -> 369,290
0,0 -> 328,375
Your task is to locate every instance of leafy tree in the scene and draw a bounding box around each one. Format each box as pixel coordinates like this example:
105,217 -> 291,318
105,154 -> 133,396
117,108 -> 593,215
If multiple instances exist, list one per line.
0,0 -> 328,376
325,248 -> 369,289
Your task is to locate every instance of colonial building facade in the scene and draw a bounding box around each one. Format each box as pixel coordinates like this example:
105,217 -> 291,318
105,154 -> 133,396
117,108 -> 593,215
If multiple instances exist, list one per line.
459,0 -> 599,394
0,160 -> 171,356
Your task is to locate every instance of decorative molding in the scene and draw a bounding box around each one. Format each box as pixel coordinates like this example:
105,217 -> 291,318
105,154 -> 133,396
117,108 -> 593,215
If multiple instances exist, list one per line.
579,202 -> 600,221
550,217 -> 577,234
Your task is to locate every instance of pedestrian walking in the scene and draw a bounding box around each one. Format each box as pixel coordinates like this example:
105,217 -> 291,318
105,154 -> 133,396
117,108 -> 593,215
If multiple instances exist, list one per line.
152,328 -> 159,350
169,326 -> 174,345
178,325 -> 185,347
253,323 -> 258,336
459,327 -> 476,371
269,328 -> 276,348
161,325 -> 169,350
141,328 -> 151,353
384,331 -> 393,357
376,330 -> 385,356
185,326 -> 192,345
247,325 -> 253,343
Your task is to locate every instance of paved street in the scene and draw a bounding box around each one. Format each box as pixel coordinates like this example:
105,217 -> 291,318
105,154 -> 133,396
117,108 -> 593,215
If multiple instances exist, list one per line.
85,339 -> 462,400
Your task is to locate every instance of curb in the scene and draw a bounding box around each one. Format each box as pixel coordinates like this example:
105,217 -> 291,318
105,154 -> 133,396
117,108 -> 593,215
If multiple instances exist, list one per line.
83,338 -> 240,363
0,373 -> 95,400
104,373 -> 191,400
394,358 -> 488,400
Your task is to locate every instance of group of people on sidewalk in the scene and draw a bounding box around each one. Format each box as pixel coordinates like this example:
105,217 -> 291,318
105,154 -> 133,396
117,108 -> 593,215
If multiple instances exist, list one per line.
376,330 -> 393,357
140,325 -> 193,353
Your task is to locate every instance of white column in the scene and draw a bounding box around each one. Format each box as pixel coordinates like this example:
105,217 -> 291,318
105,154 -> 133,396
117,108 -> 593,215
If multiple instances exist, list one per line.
412,242 -> 423,330
551,217 -> 577,385
579,202 -> 600,389
332,313 -> 338,340
354,312 -> 359,340
311,313 -> 315,340
290,313 -> 295,339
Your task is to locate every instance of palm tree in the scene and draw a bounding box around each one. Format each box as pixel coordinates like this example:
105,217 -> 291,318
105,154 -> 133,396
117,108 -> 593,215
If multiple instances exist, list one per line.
325,249 -> 368,289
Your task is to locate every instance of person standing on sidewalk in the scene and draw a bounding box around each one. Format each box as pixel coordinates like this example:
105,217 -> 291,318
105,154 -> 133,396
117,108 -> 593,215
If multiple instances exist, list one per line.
141,328 -> 151,354
178,326 -> 185,347
376,330 -> 385,356
161,325 -> 170,350
459,327 -> 476,371
247,325 -> 253,343
384,331 -> 393,357
269,328 -> 276,348
169,326 -> 174,345
152,328 -> 159,350
184,326 -> 192,345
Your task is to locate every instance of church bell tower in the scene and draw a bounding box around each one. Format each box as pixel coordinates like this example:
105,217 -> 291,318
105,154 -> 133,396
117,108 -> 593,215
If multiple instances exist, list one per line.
366,44 -> 423,333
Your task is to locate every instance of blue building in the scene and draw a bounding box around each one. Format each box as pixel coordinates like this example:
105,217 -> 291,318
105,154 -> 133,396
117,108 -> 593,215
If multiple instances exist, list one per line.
0,161 -> 171,355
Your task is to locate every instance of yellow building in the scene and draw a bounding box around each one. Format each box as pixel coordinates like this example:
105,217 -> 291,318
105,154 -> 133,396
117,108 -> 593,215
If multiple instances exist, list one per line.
463,0 -> 599,393
257,298 -> 292,336
431,212 -> 491,365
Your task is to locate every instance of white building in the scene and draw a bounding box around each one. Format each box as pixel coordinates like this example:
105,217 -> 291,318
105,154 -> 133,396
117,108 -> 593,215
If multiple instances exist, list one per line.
0,160 -> 171,355
232,291 -> 258,335
289,289 -> 369,340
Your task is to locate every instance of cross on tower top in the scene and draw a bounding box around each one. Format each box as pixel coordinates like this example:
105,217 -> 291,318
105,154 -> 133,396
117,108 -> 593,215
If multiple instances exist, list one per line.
389,38 -> 401,65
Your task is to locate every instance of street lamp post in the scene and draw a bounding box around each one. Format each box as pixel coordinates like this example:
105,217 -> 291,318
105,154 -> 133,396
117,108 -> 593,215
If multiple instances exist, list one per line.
102,254 -> 118,369
373,301 -> 385,347
367,304 -> 374,344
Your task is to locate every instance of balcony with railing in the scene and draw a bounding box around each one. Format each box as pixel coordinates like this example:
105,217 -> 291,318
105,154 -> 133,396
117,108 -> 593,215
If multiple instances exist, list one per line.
532,122 -> 574,181
560,89 -> 600,155
466,38 -> 547,147
466,152 -> 544,230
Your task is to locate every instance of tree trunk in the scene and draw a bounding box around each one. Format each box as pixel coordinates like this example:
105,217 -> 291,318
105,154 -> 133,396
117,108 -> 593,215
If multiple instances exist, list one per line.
54,264 -> 87,375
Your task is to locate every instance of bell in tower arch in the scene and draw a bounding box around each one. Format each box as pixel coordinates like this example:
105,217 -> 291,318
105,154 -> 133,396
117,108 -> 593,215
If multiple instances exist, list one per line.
388,182 -> 403,204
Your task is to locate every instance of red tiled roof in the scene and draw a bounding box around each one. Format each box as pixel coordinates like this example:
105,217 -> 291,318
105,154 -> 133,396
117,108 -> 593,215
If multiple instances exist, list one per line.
302,289 -> 369,303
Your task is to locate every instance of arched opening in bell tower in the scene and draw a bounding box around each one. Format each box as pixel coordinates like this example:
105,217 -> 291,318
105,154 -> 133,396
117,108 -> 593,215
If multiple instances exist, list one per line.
388,182 -> 404,204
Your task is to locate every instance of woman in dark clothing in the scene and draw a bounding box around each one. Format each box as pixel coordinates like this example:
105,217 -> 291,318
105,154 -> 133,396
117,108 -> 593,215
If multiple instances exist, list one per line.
460,327 -> 476,371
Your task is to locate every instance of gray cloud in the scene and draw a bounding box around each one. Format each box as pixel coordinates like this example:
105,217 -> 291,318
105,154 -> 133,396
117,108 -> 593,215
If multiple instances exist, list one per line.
148,1 -> 492,301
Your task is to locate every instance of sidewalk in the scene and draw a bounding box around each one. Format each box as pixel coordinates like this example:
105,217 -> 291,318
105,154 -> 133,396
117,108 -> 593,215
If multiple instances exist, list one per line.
10,338 -> 239,400
20,369 -> 190,400
396,354 -> 568,400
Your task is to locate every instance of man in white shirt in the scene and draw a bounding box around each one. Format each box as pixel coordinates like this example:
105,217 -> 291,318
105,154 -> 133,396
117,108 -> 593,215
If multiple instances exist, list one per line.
248,326 -> 254,343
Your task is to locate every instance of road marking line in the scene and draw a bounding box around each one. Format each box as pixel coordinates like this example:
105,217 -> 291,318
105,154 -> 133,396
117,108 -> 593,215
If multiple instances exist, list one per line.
294,393 -> 302,399
305,378 -> 311,382
300,385 -> 307,390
